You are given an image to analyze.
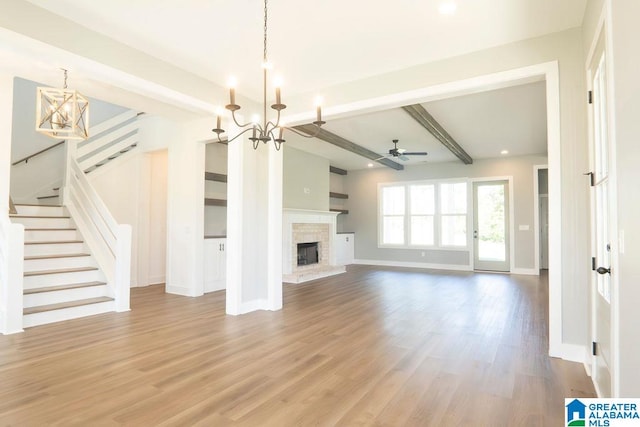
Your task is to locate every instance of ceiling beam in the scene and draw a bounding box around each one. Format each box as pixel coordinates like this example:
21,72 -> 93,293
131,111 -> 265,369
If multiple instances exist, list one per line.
402,104 -> 473,165
293,125 -> 404,171
329,165 -> 348,175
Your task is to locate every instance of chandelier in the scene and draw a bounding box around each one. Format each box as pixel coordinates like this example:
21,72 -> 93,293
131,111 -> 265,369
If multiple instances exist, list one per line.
36,69 -> 89,140
212,0 -> 325,150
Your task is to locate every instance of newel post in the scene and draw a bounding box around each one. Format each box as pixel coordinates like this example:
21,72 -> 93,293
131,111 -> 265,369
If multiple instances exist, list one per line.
3,223 -> 24,334
114,224 -> 132,312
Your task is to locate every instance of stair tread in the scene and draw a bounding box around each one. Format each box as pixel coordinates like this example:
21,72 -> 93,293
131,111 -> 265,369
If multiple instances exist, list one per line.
10,215 -> 70,219
14,204 -> 63,207
23,296 -> 114,315
25,228 -> 77,231
24,253 -> 91,260
24,281 -> 106,295
25,240 -> 84,245
24,266 -> 98,277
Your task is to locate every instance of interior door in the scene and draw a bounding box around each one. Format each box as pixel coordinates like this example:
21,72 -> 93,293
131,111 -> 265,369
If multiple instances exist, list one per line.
473,180 -> 510,272
539,195 -> 549,269
589,38 -> 613,397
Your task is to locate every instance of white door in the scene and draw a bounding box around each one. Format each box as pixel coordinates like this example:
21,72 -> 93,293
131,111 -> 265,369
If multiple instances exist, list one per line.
473,180 -> 510,272
589,38 -> 613,397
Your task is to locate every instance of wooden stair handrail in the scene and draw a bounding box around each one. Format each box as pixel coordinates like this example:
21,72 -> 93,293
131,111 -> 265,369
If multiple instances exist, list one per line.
11,140 -> 65,166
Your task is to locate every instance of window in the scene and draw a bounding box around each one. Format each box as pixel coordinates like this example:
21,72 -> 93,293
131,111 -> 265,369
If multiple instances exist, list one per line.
409,184 -> 435,245
440,182 -> 467,246
381,186 -> 405,245
379,180 -> 468,249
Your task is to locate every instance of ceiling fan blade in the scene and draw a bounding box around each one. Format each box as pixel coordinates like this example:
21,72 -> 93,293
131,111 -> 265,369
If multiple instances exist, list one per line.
373,155 -> 387,161
402,152 -> 428,156
399,155 -> 411,161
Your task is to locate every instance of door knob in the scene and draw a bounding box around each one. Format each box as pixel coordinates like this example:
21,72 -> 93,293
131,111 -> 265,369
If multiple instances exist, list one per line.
596,266 -> 611,275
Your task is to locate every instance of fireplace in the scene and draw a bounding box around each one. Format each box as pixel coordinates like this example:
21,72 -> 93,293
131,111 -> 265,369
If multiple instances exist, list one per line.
282,209 -> 345,283
297,242 -> 319,266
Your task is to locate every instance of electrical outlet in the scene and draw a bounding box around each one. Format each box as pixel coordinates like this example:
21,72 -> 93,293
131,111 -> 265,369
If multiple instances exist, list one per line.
421,251 -> 425,257
303,187 -> 310,194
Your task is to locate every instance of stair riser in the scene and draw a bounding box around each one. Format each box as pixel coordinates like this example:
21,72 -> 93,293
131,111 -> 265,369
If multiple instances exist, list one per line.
11,217 -> 74,229
23,301 -> 115,328
23,256 -> 96,273
24,242 -> 86,257
24,285 -> 110,308
24,229 -> 80,242
14,205 -> 66,216
24,270 -> 105,289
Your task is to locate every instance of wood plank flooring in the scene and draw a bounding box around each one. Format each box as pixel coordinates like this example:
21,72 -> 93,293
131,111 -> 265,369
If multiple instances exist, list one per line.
0,265 -> 595,425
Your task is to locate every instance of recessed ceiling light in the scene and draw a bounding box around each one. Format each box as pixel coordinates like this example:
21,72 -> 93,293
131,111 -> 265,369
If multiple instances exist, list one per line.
501,150 -> 509,155
438,1 -> 457,15
367,163 -> 374,168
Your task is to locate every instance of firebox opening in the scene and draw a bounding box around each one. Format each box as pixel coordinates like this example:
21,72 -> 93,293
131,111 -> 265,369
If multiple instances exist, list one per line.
297,242 -> 319,266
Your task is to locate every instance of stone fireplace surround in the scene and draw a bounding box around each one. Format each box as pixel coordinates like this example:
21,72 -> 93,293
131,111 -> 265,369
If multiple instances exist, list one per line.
282,209 -> 346,283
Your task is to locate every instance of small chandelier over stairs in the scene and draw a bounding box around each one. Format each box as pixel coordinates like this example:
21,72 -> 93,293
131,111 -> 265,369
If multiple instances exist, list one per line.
36,68 -> 90,141
211,0 -> 325,151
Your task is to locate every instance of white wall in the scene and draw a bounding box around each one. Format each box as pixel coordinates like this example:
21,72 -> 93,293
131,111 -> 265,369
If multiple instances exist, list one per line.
148,150 -> 168,285
283,146 -> 329,211
89,153 -> 143,286
344,155 -> 546,270
89,132 -> 171,288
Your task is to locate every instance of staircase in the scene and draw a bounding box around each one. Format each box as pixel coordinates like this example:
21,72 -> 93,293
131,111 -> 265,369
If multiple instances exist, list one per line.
10,204 -> 114,328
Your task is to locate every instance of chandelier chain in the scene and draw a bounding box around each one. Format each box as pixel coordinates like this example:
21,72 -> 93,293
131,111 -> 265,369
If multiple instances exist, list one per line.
263,0 -> 268,63
62,68 -> 68,89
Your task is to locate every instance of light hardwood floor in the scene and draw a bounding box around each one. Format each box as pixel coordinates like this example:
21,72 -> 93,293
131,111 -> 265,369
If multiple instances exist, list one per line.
0,265 -> 594,426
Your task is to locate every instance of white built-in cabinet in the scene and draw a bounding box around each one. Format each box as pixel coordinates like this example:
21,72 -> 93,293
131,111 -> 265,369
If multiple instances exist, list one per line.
204,238 -> 226,293
335,233 -> 355,265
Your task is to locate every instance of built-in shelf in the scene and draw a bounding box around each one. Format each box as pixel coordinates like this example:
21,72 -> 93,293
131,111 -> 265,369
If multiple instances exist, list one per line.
329,192 -> 348,199
205,198 -> 227,207
205,172 -> 227,183
330,208 -> 349,214
330,166 -> 347,176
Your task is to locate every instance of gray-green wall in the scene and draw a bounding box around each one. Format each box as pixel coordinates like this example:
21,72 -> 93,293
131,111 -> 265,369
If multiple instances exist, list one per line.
283,146 -> 329,211
342,155 -> 547,270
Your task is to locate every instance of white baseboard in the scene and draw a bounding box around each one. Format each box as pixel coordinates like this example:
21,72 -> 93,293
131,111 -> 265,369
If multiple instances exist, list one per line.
238,299 -> 270,314
510,268 -> 539,276
354,259 -> 472,272
148,275 -> 165,285
165,285 -> 200,297
550,343 -> 586,364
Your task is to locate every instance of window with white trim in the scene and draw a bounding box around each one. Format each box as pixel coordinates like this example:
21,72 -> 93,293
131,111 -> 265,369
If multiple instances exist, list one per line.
379,180 -> 468,248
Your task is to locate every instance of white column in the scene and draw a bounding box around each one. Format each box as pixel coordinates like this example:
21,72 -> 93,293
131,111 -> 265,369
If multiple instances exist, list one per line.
226,127 -> 283,315
165,125 -> 205,297
0,73 -> 23,334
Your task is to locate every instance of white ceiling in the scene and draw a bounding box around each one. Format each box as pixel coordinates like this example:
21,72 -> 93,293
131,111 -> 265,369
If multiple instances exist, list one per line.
25,0 -> 586,101
286,81 -> 548,170
20,0 -> 574,170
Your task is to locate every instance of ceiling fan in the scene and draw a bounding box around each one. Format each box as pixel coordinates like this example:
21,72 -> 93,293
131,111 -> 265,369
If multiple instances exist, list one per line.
376,139 -> 428,161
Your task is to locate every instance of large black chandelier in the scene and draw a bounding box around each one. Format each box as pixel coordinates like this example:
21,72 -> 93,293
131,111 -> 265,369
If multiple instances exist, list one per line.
212,0 -> 325,150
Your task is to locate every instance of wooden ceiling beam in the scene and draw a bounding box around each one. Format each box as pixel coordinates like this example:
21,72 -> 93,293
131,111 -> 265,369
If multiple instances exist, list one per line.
402,104 -> 473,165
293,125 -> 404,171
